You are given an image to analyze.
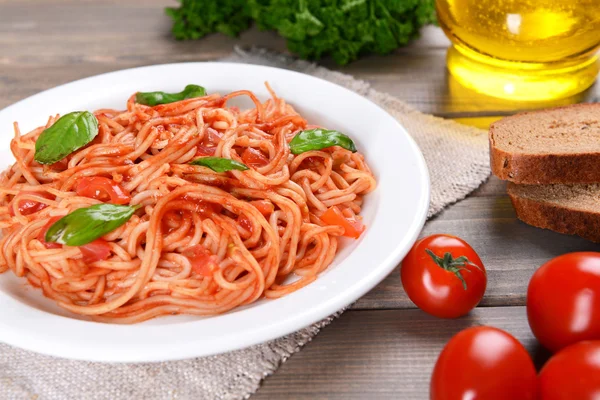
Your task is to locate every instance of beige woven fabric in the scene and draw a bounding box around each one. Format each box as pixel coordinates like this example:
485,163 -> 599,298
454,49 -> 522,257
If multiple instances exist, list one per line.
0,48 -> 490,400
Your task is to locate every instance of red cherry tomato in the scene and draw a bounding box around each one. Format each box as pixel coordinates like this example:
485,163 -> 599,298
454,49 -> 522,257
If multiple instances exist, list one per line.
527,252 -> 600,353
431,326 -> 537,400
76,177 -> 131,205
9,191 -> 54,216
538,341 -> 600,400
79,239 -> 112,264
182,245 -> 218,277
37,217 -> 63,249
321,206 -> 365,239
401,234 -> 486,318
241,147 -> 269,168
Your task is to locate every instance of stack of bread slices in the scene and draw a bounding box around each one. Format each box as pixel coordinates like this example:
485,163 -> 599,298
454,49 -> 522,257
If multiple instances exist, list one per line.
490,103 -> 600,242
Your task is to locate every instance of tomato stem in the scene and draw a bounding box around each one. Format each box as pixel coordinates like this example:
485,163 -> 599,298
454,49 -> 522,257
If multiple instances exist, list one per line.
425,249 -> 482,290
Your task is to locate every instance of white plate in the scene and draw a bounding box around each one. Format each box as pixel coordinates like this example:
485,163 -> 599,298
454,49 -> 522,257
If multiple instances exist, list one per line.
0,63 -> 429,362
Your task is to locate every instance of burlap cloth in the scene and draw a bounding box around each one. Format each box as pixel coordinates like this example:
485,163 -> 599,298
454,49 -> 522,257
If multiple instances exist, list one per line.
0,48 -> 490,400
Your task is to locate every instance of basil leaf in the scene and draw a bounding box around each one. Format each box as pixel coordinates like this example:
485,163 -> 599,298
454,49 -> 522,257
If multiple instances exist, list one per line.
289,128 -> 357,155
135,84 -> 207,106
190,156 -> 249,173
45,204 -> 139,246
34,111 -> 98,165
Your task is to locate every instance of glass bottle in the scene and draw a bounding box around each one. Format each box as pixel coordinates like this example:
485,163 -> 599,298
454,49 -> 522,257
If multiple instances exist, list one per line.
436,0 -> 600,101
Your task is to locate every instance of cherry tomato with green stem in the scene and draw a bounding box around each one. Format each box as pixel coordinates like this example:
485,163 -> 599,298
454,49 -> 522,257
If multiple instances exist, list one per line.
401,234 -> 487,318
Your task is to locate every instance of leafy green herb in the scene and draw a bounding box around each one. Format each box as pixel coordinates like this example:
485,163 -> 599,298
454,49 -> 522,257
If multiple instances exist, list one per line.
425,249 -> 483,291
136,84 -> 207,106
166,0 -> 436,65
34,111 -> 98,165
190,156 -> 249,172
166,0 -> 251,40
46,204 -> 139,246
289,128 -> 357,155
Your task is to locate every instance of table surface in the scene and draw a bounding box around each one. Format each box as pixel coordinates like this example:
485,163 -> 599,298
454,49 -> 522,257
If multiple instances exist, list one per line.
2,1 -> 599,399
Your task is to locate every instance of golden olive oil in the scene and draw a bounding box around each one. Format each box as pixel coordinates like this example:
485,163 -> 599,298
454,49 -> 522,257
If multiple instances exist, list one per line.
436,0 -> 600,101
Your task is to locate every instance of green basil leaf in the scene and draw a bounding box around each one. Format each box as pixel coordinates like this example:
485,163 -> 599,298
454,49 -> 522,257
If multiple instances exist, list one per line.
34,111 -> 98,165
45,204 -> 139,246
190,156 -> 249,172
135,84 -> 207,106
289,128 -> 357,155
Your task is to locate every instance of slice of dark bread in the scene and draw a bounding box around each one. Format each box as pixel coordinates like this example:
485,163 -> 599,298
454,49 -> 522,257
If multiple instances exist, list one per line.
507,182 -> 600,242
490,103 -> 600,184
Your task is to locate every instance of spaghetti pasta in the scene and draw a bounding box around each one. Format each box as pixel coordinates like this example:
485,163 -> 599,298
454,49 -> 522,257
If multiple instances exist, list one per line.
0,85 -> 376,323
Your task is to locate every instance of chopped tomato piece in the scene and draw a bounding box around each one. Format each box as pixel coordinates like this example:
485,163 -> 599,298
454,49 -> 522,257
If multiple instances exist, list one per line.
205,128 -> 222,145
250,200 -> 274,217
180,196 -> 223,217
321,206 -> 365,239
9,191 -> 54,217
76,177 -> 131,205
238,214 -> 254,233
196,145 -> 217,156
207,202 -> 223,215
162,210 -> 183,233
241,147 -> 269,168
37,216 -> 63,249
79,239 -> 112,264
50,159 -> 69,171
299,156 -> 322,169
182,244 -> 218,277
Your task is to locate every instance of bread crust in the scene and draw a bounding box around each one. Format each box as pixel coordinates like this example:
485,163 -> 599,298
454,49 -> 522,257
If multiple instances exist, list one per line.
490,103 -> 600,184
507,185 -> 600,243
490,146 -> 600,184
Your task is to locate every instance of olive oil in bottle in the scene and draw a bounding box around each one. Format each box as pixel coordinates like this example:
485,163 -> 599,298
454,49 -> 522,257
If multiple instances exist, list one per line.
436,0 -> 600,101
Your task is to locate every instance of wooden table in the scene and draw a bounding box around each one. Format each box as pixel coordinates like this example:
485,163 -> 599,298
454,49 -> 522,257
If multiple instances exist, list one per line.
2,1 -> 599,398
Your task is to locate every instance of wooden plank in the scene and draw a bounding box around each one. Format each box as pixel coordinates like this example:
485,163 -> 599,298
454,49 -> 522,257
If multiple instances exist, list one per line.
334,52 -> 599,116
0,0 -> 286,64
470,175 -> 506,197
2,0 -> 597,117
3,54 -> 596,118
352,189 -> 600,310
253,307 -> 548,399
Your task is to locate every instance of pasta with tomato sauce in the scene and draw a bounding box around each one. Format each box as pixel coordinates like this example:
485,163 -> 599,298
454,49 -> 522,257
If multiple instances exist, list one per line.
0,84 -> 376,323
